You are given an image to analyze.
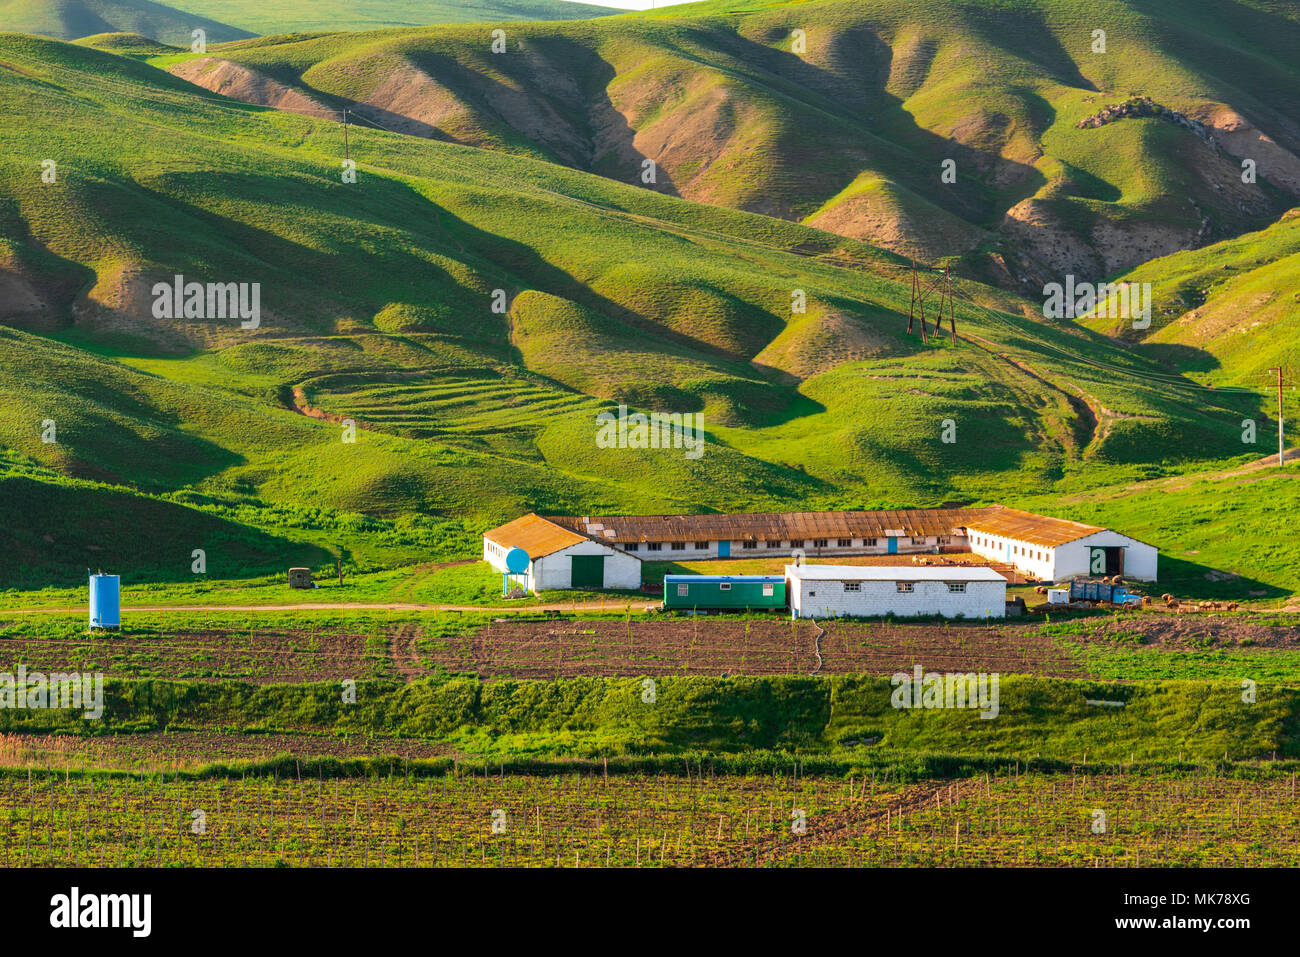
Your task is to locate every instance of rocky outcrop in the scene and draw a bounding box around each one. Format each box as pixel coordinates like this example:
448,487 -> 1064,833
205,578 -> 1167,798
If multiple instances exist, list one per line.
1077,96 -> 1216,148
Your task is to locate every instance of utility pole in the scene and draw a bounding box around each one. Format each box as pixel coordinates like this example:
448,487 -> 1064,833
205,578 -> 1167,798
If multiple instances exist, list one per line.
1268,366 -> 1285,467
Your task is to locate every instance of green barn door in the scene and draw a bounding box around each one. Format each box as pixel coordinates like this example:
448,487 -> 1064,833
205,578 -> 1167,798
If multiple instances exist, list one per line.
571,555 -> 605,588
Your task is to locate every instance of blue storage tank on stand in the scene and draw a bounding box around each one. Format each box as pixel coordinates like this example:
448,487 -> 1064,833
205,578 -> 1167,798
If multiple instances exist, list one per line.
89,573 -> 120,629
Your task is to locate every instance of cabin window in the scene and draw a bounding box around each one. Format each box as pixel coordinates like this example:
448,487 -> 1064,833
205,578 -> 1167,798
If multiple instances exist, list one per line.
647,542 -> 662,551
766,540 -> 782,548
896,582 -> 914,593
843,582 -> 861,592
947,583 -> 966,593
742,541 -> 757,550
864,538 -> 877,547
671,542 -> 685,551
694,541 -> 708,550
837,538 -> 852,547
911,537 -> 926,545
813,538 -> 828,548
626,543 -> 639,552
790,539 -> 805,548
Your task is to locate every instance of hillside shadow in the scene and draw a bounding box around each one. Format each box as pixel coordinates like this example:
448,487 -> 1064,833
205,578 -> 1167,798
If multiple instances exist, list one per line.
1155,555 -> 1287,602
401,42 -> 679,196
131,169 -> 778,420
1137,342 -> 1222,374
0,475 -> 332,589
684,25 -> 1048,227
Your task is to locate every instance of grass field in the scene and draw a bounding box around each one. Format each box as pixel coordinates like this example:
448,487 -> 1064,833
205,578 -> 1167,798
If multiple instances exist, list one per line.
3,765 -> 1295,867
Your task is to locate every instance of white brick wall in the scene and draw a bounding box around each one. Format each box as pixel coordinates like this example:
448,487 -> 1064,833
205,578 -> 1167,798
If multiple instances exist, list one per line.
532,542 -> 642,591
623,535 -> 967,560
790,578 -> 1006,619
1053,531 -> 1158,581
483,538 -> 641,592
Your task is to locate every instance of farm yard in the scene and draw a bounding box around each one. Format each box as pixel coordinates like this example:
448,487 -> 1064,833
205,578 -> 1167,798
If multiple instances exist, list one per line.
1,766 -> 1296,868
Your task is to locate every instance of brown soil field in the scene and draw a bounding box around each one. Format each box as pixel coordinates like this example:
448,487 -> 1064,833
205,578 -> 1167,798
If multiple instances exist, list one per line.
1076,614 -> 1300,648
414,618 -> 1087,679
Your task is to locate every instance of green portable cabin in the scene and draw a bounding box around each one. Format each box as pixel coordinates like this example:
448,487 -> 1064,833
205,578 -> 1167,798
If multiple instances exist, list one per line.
662,575 -> 787,610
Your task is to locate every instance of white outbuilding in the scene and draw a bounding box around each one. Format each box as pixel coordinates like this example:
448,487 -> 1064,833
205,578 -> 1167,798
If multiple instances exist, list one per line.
482,513 -> 642,593
786,564 -> 1008,619
962,506 -> 1158,582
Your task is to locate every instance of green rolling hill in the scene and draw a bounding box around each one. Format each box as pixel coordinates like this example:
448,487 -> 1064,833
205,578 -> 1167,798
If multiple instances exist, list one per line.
149,0 -> 1300,289
0,11 -> 1292,595
0,0 -> 619,45
162,0 -> 620,35
1082,208 -> 1300,384
0,0 -> 253,43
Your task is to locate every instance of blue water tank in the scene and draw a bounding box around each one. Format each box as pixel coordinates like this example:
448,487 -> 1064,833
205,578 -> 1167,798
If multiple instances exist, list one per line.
89,573 -> 120,629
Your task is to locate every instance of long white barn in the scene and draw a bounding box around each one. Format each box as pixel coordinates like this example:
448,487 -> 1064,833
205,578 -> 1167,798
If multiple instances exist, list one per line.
481,505 -> 1158,593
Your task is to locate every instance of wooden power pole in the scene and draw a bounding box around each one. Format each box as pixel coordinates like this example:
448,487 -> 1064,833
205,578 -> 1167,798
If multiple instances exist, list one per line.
1268,366 -> 1286,467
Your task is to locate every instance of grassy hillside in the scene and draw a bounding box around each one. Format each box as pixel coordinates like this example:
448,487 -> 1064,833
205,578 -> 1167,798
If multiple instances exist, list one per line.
0,670 -> 1293,763
0,0 -> 252,43
1082,208 -> 1300,383
154,0 -> 1300,288
163,0 -> 619,34
0,30 -> 1288,594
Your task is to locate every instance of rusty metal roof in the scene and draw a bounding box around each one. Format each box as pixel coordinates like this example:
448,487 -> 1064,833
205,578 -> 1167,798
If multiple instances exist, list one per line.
538,505 -> 1117,550
962,505 -> 1103,547
545,508 -> 981,543
482,513 -> 587,559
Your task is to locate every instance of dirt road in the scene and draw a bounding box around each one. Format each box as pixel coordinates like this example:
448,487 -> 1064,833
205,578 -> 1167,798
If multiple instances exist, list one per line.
0,600 -> 660,616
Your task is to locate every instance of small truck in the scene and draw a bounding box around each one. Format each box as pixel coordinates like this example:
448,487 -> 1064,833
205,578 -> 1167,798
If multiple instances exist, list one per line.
1069,579 -> 1142,606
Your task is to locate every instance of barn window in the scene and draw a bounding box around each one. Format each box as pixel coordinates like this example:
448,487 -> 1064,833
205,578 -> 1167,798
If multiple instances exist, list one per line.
813,538 -> 828,548
694,541 -> 708,550
671,542 -> 685,551
742,541 -> 757,549
947,583 -> 966,593
676,583 -> 689,596
843,582 -> 860,592
896,582 -> 914,593
837,538 -> 852,547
